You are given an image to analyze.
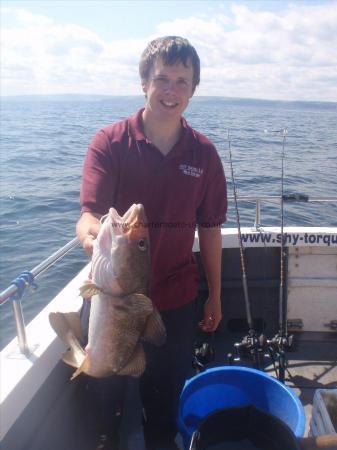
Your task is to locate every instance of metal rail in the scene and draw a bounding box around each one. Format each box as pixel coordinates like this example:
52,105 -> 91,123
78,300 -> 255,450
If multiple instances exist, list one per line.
0,194 -> 336,354
0,237 -> 80,306
0,237 -> 80,354
226,195 -> 337,229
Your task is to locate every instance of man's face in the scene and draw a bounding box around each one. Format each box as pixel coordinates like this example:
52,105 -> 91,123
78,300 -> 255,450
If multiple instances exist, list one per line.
142,57 -> 195,121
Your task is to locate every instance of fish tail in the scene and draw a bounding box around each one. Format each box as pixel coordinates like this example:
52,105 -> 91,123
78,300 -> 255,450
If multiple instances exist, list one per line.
70,357 -> 90,380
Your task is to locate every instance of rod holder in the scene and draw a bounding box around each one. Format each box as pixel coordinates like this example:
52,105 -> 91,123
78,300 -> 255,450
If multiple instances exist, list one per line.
12,300 -> 30,355
254,199 -> 261,229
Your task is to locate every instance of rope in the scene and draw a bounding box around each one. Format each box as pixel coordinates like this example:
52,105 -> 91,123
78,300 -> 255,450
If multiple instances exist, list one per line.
10,271 -> 38,301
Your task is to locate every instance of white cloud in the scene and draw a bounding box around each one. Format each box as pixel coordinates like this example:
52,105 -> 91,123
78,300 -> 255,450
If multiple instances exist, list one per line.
159,2 -> 337,101
1,3 -> 337,101
2,6 -> 53,26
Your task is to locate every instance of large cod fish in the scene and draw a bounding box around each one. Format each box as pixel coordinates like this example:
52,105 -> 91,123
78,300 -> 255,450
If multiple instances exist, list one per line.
49,204 -> 166,379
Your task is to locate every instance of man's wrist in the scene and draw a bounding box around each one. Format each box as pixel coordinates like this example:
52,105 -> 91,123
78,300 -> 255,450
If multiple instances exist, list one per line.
207,293 -> 221,303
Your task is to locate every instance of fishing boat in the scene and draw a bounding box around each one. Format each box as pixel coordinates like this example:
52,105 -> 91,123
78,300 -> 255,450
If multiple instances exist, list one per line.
1,195 -> 336,450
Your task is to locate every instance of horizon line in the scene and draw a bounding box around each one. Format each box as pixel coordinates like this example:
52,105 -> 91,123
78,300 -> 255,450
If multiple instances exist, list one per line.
1,93 -> 336,105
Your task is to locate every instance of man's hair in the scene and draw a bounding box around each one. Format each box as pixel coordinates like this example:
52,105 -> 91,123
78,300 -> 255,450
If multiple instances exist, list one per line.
139,36 -> 200,89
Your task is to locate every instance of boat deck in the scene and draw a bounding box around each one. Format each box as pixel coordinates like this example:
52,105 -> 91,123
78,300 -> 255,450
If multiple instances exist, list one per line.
212,330 -> 337,437
3,330 -> 336,450
2,236 -> 337,449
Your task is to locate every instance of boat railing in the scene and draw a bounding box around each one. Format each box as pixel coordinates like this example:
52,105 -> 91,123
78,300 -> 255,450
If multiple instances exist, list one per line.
0,237 -> 80,354
236,194 -> 337,229
0,194 -> 336,355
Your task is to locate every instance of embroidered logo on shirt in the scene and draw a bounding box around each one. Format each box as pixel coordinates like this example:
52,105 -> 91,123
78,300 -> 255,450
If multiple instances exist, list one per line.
179,164 -> 203,178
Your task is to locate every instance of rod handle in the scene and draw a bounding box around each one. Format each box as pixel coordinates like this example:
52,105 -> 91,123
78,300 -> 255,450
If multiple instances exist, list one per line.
299,434 -> 337,449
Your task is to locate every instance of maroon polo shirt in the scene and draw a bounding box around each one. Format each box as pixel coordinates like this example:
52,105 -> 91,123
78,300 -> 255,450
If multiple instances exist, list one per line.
80,109 -> 227,310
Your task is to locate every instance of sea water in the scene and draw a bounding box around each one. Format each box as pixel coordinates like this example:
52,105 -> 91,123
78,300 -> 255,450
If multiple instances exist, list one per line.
1,96 -> 336,349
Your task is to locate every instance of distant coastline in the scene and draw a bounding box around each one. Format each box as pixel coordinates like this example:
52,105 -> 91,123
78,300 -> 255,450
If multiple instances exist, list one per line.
1,94 -> 336,110
1,94 -> 144,102
1,94 -> 336,106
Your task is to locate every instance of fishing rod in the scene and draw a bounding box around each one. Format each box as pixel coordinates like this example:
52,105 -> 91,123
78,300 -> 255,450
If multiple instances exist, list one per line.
226,129 -> 293,379
278,129 -> 287,336
264,128 -> 293,382
226,131 -> 263,370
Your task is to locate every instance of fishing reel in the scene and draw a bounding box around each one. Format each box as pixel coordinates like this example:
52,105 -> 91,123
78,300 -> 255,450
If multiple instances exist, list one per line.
266,332 -> 295,365
267,333 -> 294,351
228,332 -> 268,369
263,333 -> 295,382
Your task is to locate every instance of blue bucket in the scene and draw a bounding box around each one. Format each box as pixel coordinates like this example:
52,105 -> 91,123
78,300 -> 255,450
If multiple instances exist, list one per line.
177,366 -> 305,449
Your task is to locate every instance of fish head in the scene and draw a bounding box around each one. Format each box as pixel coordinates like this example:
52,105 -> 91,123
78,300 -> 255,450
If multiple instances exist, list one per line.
91,204 -> 150,296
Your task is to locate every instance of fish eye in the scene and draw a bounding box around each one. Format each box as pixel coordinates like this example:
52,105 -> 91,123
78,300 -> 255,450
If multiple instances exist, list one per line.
138,239 -> 147,251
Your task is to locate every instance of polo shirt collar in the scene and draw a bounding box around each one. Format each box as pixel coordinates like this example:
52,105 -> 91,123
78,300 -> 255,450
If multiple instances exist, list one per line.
128,108 -> 147,141
128,109 -> 196,156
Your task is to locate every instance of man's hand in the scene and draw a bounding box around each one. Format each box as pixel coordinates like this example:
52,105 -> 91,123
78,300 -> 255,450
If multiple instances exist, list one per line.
197,225 -> 223,333
82,223 -> 101,256
199,297 -> 222,332
76,212 -> 102,257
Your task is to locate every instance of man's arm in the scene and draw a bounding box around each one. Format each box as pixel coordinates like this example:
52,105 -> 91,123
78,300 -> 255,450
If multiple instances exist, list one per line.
197,225 -> 222,332
76,212 -> 102,256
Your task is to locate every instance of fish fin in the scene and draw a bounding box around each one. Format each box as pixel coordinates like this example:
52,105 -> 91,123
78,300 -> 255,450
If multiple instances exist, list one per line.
126,293 -> 153,315
71,357 -> 90,380
142,307 -> 166,346
62,343 -> 86,369
49,312 -> 74,343
79,281 -> 101,298
49,312 -> 86,369
63,311 -> 84,341
117,344 -> 146,377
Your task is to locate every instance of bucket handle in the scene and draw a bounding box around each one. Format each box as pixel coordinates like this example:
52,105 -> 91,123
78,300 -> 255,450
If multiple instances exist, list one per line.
189,430 -> 200,450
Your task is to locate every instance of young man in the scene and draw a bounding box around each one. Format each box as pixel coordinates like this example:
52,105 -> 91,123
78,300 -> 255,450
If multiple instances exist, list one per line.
77,36 -> 227,450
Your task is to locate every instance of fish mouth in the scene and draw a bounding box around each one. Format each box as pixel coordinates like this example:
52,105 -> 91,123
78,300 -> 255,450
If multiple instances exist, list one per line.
108,204 -> 148,238
106,207 -> 124,237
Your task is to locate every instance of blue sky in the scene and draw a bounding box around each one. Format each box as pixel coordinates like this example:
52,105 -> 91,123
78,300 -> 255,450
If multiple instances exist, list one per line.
2,0 -> 337,101
3,1 -> 301,40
